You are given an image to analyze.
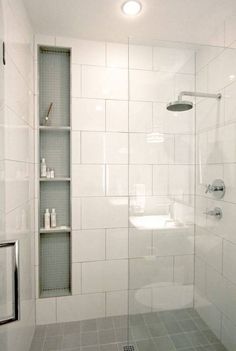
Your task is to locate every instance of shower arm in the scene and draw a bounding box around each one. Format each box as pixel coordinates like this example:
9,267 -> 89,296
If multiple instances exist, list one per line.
178,91 -> 222,101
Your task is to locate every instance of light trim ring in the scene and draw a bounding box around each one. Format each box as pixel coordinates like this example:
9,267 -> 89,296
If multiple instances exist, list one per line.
122,0 -> 142,16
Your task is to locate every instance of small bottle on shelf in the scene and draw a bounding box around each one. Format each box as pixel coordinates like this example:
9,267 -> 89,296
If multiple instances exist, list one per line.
46,167 -> 51,178
41,158 -> 47,178
44,209 -> 50,229
50,168 -> 55,178
51,208 -> 57,228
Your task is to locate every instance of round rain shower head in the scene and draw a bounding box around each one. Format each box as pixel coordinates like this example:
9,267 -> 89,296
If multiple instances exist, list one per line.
166,100 -> 193,112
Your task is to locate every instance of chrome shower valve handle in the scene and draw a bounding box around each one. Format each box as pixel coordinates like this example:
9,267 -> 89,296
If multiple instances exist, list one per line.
204,207 -> 222,220
205,179 -> 225,199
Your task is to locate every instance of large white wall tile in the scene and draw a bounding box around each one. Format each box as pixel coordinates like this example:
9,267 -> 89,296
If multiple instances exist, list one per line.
224,163 -> 236,203
72,165 -> 105,196
72,40 -> 105,66
56,38 -> 106,66
71,64 -> 82,97
129,165 -> 153,196
36,298 -> 56,325
174,135 -> 194,164
81,132 -> 128,164
223,240 -> 236,285
128,288 -> 152,314
105,133 -> 128,164
72,263 -> 82,294
153,165 -> 169,195
107,43 -> 128,68
153,102 -> 194,135
106,165 -> 128,196
153,228 -> 194,256
174,255 -> 194,285
82,66 -> 128,99
128,228 -> 152,258
130,133 -> 174,164
153,47 -> 194,74
81,132 -> 105,163
57,293 -> 105,322
81,197 -> 128,229
169,165 -> 194,195
72,131 -> 81,164
106,100 -> 128,132
208,48 -> 236,93
72,229 -> 105,262
225,81 -> 236,124
106,228 -> 128,259
129,45 -> 153,70
130,70 -> 174,102
72,98 -> 105,131
196,227 -> 223,272
82,260 -> 128,293
129,256 -> 174,289
129,101 -> 152,132
106,290 -> 128,316
72,198 -> 81,229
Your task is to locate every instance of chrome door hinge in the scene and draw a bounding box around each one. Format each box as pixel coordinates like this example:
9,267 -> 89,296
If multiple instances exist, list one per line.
3,41 -> 6,65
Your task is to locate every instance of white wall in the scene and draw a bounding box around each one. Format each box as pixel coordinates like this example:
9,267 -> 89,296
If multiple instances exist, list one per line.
195,15 -> 236,351
35,35 -> 195,324
0,0 -> 35,351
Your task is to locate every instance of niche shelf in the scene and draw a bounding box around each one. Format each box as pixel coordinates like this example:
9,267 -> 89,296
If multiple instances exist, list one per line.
38,46 -> 71,298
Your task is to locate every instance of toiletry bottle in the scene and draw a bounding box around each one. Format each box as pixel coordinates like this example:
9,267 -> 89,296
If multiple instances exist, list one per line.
41,158 -> 47,178
44,209 -> 50,229
50,168 -> 55,178
46,167 -> 51,178
51,208 -> 57,228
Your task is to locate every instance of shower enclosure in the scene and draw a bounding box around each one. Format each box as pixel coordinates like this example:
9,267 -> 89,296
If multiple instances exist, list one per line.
30,34 -> 236,351
127,38 -> 235,351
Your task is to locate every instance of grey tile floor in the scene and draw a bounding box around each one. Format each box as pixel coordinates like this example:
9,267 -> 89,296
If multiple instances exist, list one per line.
30,308 -> 227,351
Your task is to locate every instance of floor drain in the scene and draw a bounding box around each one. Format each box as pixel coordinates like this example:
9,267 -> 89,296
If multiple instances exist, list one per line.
123,346 -> 135,351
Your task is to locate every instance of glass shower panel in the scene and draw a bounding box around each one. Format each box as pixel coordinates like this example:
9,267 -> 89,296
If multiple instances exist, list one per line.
194,43 -> 236,351
127,38 -> 236,351
127,39 -> 196,349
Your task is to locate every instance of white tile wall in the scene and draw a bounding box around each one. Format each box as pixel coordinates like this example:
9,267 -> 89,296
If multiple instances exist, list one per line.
72,164 -> 105,196
81,197 -> 128,229
82,66 -> 128,100
195,41 -> 236,350
107,43 -> 128,68
129,45 -> 153,70
72,98 -> 105,131
82,259 -> 128,293
2,1 -> 35,350
81,131 -> 105,163
36,36 -> 195,325
129,101 -> 152,132
106,165 -> 128,196
106,100 -> 128,132
72,229 -> 106,262
106,228 -> 128,259
56,293 -> 106,322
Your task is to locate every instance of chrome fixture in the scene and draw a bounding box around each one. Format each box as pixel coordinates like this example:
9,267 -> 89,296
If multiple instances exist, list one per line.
167,91 -> 221,112
204,207 -> 223,220
205,179 -> 225,199
0,240 -> 20,325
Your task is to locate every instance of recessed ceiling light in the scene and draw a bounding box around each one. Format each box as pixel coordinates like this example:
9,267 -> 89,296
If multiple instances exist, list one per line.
122,0 -> 142,16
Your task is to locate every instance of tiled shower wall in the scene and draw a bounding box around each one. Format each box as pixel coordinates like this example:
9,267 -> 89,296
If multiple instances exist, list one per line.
35,35 -> 195,324
195,18 -> 236,351
0,0 -> 35,351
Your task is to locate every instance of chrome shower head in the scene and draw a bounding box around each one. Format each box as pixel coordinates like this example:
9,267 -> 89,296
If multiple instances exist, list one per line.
166,91 -> 221,113
166,100 -> 193,112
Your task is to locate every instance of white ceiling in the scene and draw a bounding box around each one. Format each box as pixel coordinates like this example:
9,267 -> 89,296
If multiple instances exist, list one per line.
23,0 -> 236,45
